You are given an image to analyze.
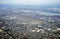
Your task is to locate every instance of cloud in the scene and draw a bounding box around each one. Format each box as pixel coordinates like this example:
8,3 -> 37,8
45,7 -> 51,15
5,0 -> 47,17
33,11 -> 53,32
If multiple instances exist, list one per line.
0,0 -> 60,5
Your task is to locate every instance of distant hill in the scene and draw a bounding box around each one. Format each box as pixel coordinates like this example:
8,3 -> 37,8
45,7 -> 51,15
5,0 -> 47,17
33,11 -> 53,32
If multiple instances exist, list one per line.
0,4 -> 60,14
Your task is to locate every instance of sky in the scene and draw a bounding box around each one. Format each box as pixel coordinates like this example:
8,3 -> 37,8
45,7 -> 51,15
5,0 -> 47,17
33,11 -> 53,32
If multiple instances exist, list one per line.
0,0 -> 60,5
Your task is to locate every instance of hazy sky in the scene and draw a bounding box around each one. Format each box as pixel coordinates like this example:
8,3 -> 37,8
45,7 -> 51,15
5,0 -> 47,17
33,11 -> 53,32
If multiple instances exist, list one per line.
0,0 -> 60,5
